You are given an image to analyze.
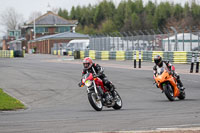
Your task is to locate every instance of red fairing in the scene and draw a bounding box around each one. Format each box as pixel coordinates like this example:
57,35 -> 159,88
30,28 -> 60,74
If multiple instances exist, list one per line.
82,73 -> 93,84
95,78 -> 107,92
86,73 -> 94,80
85,73 -> 107,92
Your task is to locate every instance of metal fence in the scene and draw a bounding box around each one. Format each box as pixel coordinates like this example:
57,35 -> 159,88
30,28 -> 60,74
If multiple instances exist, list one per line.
89,27 -> 200,52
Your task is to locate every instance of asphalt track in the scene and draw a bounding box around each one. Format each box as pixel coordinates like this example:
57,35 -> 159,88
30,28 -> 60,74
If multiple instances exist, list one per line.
0,54 -> 200,133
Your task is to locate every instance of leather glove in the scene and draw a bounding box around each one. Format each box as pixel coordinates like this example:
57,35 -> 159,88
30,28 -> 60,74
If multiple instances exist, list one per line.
153,66 -> 157,71
93,74 -> 99,78
156,84 -> 159,88
78,82 -> 82,87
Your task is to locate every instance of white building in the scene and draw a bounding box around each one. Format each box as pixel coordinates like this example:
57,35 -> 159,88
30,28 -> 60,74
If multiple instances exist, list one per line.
162,33 -> 200,51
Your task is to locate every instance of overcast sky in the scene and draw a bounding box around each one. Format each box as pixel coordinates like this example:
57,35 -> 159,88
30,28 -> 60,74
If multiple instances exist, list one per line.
0,0 -> 192,37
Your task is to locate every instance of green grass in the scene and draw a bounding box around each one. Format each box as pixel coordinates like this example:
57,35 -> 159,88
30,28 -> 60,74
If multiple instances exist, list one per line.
0,88 -> 25,110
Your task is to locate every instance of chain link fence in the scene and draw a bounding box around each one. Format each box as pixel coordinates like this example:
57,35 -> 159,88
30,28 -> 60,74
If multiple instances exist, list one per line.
89,27 -> 200,52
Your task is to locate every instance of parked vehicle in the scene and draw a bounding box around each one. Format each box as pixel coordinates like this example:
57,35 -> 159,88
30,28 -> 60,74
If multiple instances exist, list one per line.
67,39 -> 89,51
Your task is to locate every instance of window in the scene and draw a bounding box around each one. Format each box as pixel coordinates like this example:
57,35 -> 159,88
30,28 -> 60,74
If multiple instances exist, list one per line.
9,31 -> 14,36
56,27 -> 70,33
36,27 -> 48,33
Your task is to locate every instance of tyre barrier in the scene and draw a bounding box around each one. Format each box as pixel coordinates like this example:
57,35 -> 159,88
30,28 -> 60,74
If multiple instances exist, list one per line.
14,50 -> 24,57
0,50 -> 14,58
52,50 -> 200,64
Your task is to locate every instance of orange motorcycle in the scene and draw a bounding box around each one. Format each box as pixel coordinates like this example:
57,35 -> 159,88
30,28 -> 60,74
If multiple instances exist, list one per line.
154,67 -> 185,101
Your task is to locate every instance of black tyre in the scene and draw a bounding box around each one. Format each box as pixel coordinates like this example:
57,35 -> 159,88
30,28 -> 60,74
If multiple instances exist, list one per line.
112,90 -> 122,110
163,83 -> 175,101
88,92 -> 103,111
178,90 -> 186,100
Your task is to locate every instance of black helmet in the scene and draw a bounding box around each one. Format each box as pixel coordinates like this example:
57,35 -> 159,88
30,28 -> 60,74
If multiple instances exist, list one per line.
154,55 -> 163,67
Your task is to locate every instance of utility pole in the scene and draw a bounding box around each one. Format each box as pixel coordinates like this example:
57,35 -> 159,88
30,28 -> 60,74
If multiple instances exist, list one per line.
170,26 -> 178,51
33,14 -> 36,40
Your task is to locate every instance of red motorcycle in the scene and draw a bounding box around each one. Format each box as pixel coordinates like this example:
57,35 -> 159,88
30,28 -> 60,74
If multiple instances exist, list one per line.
80,73 -> 122,111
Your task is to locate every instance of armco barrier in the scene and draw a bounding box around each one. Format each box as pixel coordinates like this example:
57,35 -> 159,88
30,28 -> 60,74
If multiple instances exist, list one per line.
101,51 -> 109,60
52,50 -> 198,63
89,50 -> 96,59
109,51 -> 116,60
80,51 -> 85,59
74,51 -> 80,59
173,51 -> 187,63
0,50 -> 14,58
14,50 -> 24,57
116,51 -> 125,60
125,51 -> 133,60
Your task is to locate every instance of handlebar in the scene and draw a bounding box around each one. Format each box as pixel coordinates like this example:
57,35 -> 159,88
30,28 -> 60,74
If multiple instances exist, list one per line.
93,74 -> 100,78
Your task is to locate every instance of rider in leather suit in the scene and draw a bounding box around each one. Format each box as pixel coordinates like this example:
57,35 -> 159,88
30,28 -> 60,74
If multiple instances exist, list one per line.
153,55 -> 184,91
79,57 -> 116,98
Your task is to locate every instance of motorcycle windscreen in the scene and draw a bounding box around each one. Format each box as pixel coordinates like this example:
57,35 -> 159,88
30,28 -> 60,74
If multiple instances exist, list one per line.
157,67 -> 165,75
83,73 -> 93,81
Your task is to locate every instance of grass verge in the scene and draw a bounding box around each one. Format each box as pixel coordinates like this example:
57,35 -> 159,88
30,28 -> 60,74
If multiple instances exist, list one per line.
0,88 -> 25,110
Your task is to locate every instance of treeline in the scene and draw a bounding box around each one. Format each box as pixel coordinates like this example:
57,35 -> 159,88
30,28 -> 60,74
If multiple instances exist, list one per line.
58,0 -> 200,34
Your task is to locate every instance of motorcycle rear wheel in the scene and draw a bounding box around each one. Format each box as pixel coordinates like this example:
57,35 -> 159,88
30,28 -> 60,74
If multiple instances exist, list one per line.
178,90 -> 186,100
88,92 -> 103,111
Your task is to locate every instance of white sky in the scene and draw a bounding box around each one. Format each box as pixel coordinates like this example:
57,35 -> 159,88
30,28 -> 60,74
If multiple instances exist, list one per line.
0,0 -> 192,37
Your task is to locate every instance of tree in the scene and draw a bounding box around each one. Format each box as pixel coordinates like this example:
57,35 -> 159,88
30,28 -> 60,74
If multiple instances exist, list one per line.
153,2 -> 173,28
191,1 -> 200,19
93,0 -> 115,27
58,8 -> 69,19
28,11 -> 42,23
113,1 -> 126,30
100,19 -> 117,33
143,1 -> 156,29
70,6 -> 76,19
173,4 -> 183,20
134,0 -> 144,14
131,12 -> 141,30
0,8 -> 24,31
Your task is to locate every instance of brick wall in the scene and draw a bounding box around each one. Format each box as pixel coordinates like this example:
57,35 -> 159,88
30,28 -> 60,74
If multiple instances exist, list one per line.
28,39 -> 71,54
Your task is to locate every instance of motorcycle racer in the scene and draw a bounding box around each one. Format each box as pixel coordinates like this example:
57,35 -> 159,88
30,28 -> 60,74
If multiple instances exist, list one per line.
79,57 -> 116,98
153,55 -> 185,91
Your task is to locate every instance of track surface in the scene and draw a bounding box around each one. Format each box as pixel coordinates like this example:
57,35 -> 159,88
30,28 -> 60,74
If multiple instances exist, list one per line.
0,55 -> 200,133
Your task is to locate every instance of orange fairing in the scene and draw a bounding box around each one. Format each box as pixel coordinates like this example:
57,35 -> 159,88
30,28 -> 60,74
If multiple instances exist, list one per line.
155,69 -> 180,97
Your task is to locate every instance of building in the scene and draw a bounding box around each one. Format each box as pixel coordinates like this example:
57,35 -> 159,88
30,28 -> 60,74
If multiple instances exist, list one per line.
28,31 -> 89,54
162,33 -> 200,51
2,31 -> 16,50
24,11 -> 78,41
3,11 -> 79,53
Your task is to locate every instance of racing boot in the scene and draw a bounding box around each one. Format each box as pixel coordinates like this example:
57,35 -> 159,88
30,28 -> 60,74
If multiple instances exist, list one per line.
174,73 -> 185,92
109,84 -> 117,100
104,92 -> 112,104
177,79 -> 185,92
104,79 -> 117,100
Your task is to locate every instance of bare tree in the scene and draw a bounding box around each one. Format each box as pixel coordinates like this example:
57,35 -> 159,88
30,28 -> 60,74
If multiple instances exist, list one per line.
28,11 -> 42,23
0,7 -> 24,31
51,7 -> 59,14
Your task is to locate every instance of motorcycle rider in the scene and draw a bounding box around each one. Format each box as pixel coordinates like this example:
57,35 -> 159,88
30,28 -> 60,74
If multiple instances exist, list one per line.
78,57 -> 116,99
153,55 -> 184,91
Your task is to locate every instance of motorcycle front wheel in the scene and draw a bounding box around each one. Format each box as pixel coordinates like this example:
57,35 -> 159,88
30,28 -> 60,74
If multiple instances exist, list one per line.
112,90 -> 122,110
163,83 -> 175,101
88,92 -> 103,111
